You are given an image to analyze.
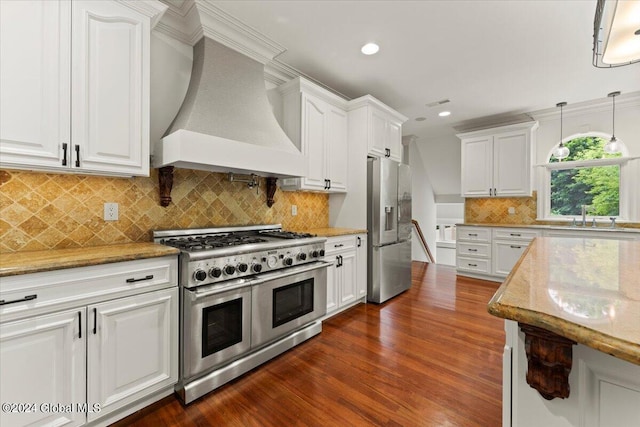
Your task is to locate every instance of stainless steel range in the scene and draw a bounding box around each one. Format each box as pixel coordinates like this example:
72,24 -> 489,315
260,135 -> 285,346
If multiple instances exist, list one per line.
153,224 -> 329,404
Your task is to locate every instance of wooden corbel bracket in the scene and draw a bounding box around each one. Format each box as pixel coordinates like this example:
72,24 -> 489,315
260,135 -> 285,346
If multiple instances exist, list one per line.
266,177 -> 278,208
519,323 -> 576,400
158,166 -> 174,207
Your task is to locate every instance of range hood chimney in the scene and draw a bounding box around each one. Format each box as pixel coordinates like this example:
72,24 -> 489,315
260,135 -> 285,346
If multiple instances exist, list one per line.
153,36 -> 306,179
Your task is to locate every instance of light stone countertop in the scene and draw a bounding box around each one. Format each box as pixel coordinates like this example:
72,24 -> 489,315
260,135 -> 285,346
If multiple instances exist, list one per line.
488,237 -> 640,365
458,222 -> 640,233
0,243 -> 180,277
304,227 -> 367,237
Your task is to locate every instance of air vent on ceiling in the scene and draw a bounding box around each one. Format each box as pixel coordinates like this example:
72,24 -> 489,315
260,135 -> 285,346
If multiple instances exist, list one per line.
426,99 -> 450,108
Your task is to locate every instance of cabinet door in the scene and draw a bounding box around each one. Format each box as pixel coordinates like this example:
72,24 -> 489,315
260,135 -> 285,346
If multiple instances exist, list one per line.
338,251 -> 357,307
369,108 -> 388,157
387,119 -> 403,162
0,309 -> 86,427
87,288 -> 178,421
461,136 -> 493,197
301,94 -> 328,190
492,241 -> 528,276
326,106 -> 348,192
356,235 -> 367,299
0,0 -> 70,170
493,131 -> 530,197
71,0 -> 149,176
326,257 -> 339,314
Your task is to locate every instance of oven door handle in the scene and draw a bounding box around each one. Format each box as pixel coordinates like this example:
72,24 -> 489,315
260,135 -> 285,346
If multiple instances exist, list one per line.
250,261 -> 332,286
189,278 -> 253,301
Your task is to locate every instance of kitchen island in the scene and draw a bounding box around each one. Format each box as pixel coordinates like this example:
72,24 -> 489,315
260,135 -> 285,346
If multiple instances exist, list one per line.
487,237 -> 640,427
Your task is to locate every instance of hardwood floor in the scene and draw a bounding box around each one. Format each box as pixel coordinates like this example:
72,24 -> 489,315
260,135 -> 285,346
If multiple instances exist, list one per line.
115,263 -> 504,426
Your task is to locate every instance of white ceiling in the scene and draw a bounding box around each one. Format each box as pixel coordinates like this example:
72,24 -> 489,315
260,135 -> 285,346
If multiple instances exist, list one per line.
212,0 -> 640,142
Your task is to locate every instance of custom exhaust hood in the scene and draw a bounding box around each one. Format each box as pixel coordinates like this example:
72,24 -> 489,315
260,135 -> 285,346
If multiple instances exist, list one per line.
151,1 -> 308,207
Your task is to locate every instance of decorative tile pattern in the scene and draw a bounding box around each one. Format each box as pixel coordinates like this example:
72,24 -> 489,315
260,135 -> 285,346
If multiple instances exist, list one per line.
0,169 -> 328,253
464,191 -> 640,229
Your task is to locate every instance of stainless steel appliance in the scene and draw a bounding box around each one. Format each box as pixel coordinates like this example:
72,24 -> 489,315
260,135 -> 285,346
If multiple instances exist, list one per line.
153,224 -> 329,404
367,157 -> 412,303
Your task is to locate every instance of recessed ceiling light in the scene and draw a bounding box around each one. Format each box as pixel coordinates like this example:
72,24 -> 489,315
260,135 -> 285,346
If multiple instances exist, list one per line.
361,43 -> 379,55
415,117 -> 426,122
438,111 -> 451,117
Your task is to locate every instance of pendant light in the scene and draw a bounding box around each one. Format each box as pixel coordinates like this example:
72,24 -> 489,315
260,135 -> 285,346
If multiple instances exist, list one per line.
552,102 -> 570,160
604,91 -> 626,154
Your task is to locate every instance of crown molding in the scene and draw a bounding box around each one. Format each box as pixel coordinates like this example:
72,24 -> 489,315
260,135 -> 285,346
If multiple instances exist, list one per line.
529,91 -> 640,121
118,0 -> 168,28
155,0 -> 285,64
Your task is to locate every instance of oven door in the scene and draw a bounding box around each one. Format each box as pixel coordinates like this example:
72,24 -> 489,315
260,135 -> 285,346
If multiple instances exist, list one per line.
251,261 -> 330,348
183,279 -> 252,380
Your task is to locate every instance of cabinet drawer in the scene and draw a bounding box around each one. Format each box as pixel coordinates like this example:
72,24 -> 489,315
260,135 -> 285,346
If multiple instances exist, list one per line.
493,229 -> 539,241
457,227 -> 491,242
457,242 -> 490,258
457,257 -> 490,274
324,235 -> 357,255
0,256 -> 177,322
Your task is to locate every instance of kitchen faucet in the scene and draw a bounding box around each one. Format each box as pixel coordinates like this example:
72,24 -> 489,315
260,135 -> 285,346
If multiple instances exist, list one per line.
581,205 -> 587,227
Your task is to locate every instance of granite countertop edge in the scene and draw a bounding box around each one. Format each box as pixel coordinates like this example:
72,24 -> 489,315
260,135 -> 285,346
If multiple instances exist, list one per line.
0,243 -> 180,277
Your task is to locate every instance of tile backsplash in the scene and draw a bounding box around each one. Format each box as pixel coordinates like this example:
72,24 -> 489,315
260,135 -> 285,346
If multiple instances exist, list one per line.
465,191 -> 639,229
0,169 -> 328,253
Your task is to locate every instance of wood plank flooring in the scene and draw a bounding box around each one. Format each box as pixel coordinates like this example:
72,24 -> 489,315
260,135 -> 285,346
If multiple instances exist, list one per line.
115,263 -> 504,426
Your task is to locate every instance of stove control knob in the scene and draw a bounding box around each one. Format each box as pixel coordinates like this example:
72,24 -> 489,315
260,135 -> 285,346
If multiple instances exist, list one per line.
319,249 -> 325,257
298,253 -> 307,261
311,250 -> 319,258
224,265 -> 236,275
209,267 -> 222,278
193,269 -> 207,282
237,263 -> 248,273
252,263 -> 263,273
283,257 -> 294,266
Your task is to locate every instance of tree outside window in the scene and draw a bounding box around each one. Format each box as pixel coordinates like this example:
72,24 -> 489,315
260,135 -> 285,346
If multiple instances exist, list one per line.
549,136 -> 621,217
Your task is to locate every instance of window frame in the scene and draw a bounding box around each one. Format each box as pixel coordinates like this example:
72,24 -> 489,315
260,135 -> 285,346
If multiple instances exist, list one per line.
536,134 -> 639,223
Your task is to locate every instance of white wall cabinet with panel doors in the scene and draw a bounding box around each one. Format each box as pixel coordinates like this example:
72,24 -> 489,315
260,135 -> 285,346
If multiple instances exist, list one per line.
323,235 -> 366,318
458,122 -> 538,198
0,256 -> 178,427
348,95 -> 407,162
0,0 -> 166,176
278,77 -> 348,192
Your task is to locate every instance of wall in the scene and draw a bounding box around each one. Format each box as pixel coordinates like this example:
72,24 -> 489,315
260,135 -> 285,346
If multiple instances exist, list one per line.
409,139 -> 437,262
0,169 -> 328,253
464,94 -> 640,227
413,132 -> 462,201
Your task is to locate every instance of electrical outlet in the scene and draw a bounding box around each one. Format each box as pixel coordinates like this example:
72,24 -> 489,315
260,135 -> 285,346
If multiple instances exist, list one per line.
291,205 -> 298,216
508,207 -> 516,215
104,203 -> 119,221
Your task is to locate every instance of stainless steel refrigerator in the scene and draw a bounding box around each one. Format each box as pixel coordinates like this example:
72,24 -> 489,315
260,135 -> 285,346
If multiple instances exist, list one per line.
367,157 -> 412,303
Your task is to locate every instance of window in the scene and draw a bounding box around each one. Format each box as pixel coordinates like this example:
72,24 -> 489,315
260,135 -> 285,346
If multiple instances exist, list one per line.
538,134 -> 638,222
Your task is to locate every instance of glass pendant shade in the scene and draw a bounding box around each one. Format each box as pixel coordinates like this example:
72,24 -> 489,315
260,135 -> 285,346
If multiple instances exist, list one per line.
604,91 -> 626,154
552,102 -> 569,160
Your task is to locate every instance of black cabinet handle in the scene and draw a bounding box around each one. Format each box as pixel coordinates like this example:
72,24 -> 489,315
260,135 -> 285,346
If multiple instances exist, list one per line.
510,245 -> 522,249
468,233 -> 478,237
62,143 -> 68,166
327,179 -> 331,189
510,233 -> 521,237
339,255 -> 343,266
489,188 -> 493,196
93,308 -> 97,335
74,145 -> 80,167
324,179 -> 329,190
126,274 -> 154,283
334,243 -> 344,248
0,294 -> 37,306
494,188 -> 497,196
468,263 -> 477,267
78,311 -> 82,339
468,248 -> 478,252
357,236 -> 361,247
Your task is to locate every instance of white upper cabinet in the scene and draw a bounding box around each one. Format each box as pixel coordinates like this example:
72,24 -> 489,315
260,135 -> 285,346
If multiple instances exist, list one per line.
0,0 -> 165,176
349,95 -> 407,162
458,122 -> 538,198
278,77 -> 348,192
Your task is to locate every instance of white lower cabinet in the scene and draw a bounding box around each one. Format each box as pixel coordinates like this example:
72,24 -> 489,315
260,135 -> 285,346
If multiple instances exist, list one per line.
87,288 -> 178,422
323,234 -> 367,317
0,256 -> 178,427
504,320 -> 640,427
0,309 -> 86,427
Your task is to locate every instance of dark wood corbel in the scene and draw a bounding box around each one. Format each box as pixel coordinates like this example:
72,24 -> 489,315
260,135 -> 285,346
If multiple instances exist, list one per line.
266,177 -> 278,208
158,166 -> 174,207
519,323 -> 576,400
